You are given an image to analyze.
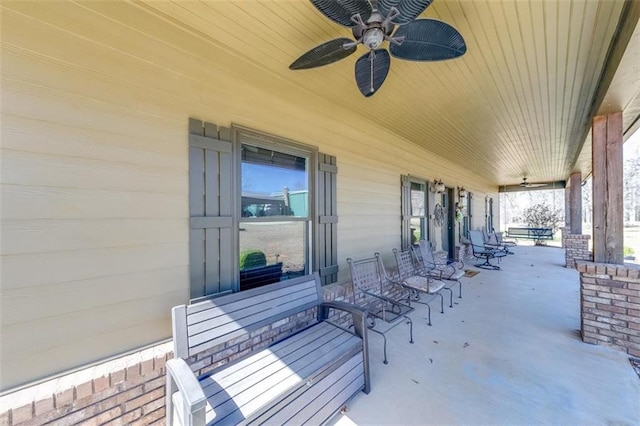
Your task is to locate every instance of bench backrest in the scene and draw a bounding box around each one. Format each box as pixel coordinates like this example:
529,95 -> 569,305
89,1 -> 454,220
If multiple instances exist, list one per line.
508,227 -> 553,237
172,273 -> 323,359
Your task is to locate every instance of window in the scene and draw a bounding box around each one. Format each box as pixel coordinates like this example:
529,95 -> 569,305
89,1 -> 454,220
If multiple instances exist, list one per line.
239,143 -> 312,289
485,196 -> 494,231
462,192 -> 473,239
401,176 -> 429,248
189,119 -> 338,299
410,181 -> 427,245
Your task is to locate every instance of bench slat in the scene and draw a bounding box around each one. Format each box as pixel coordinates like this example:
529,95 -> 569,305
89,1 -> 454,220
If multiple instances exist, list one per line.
205,324 -> 361,424
200,323 -> 343,394
211,336 -> 358,424
188,293 -> 318,350
188,286 -> 317,336
186,275 -> 321,316
251,354 -> 364,425
208,330 -> 357,411
187,283 -> 313,326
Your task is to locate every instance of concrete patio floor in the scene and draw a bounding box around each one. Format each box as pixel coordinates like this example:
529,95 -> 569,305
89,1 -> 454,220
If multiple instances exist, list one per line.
334,245 -> 640,425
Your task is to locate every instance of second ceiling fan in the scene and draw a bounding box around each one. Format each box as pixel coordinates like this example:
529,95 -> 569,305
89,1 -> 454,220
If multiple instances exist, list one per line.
290,0 -> 467,97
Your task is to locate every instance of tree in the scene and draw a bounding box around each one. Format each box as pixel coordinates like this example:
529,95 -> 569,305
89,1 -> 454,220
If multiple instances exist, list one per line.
520,203 -> 563,230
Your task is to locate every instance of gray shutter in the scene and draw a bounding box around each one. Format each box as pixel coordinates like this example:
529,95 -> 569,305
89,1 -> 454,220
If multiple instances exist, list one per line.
427,181 -> 436,243
401,175 -> 412,249
189,118 -> 235,299
317,154 -> 338,285
466,192 -> 473,234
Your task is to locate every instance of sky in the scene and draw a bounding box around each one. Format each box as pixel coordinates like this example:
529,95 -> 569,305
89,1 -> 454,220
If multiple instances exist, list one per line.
242,163 -> 308,194
624,126 -> 640,157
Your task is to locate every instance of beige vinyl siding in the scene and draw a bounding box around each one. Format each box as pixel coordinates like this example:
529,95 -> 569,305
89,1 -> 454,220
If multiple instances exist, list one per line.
0,2 -> 496,390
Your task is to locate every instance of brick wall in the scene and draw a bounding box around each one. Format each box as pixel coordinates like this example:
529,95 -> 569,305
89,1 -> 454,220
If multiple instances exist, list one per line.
576,260 -> 640,357
0,282 -> 359,425
0,342 -> 172,426
456,243 -> 475,265
565,234 -> 591,268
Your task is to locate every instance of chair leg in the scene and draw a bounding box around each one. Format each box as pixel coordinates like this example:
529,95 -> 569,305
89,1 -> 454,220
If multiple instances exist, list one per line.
404,315 -> 414,344
425,302 -> 432,326
445,288 -> 453,308
475,256 -> 500,270
457,279 -> 462,298
438,293 -> 444,313
381,333 -> 388,364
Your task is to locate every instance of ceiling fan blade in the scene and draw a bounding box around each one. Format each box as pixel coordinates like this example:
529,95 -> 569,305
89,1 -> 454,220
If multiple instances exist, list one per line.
528,183 -> 550,188
310,0 -> 372,27
390,19 -> 466,61
289,38 -> 357,70
354,49 -> 390,97
377,0 -> 433,25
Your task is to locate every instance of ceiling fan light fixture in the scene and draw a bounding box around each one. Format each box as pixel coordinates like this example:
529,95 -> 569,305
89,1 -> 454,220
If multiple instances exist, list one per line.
363,28 -> 385,49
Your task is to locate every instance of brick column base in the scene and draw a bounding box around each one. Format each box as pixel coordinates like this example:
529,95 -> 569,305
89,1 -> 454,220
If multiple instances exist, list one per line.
565,234 -> 591,268
576,260 -> 640,357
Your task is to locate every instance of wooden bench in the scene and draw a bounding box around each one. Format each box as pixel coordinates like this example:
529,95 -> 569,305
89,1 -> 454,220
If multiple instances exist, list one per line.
166,273 -> 370,426
507,227 -> 554,243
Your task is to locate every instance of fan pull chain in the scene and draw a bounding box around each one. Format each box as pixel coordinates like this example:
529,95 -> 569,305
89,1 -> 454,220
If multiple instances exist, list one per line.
369,50 -> 375,94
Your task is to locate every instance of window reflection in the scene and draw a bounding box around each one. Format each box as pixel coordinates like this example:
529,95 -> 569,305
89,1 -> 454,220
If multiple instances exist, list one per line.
241,145 -> 308,219
239,144 -> 310,290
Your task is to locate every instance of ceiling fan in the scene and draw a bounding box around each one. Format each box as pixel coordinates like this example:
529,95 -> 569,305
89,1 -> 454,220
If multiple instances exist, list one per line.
520,177 -> 550,188
289,0 -> 467,97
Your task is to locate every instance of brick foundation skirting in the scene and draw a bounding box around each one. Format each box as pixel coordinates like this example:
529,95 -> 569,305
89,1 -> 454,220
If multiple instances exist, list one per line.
0,282 -> 364,425
576,260 -> 640,357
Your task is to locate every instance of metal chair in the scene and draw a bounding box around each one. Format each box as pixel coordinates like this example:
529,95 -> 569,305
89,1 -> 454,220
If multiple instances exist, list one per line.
412,240 -> 464,300
469,230 -> 507,270
392,248 -> 448,325
483,228 -> 516,254
495,232 -> 517,254
347,253 -> 414,364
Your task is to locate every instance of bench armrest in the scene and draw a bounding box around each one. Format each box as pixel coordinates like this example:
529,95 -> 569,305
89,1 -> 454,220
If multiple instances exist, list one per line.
320,301 -> 367,328
319,301 -> 371,394
166,358 -> 207,426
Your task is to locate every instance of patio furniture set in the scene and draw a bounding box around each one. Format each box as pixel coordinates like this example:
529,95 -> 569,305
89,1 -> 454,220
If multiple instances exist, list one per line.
347,240 -> 465,365
165,234 -> 516,425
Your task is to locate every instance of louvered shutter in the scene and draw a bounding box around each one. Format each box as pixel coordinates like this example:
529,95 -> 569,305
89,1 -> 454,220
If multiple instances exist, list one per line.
189,118 -> 236,299
317,154 -> 338,285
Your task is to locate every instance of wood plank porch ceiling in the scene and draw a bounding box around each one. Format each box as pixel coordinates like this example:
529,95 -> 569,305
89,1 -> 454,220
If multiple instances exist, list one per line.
142,0 -> 635,187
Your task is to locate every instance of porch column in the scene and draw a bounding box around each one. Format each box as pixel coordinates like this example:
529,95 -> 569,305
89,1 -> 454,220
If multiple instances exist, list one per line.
592,112 -> 623,264
569,172 -> 582,234
564,186 -> 571,229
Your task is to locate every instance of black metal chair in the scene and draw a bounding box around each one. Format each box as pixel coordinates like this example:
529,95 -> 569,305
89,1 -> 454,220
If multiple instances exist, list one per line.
347,253 -> 414,364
